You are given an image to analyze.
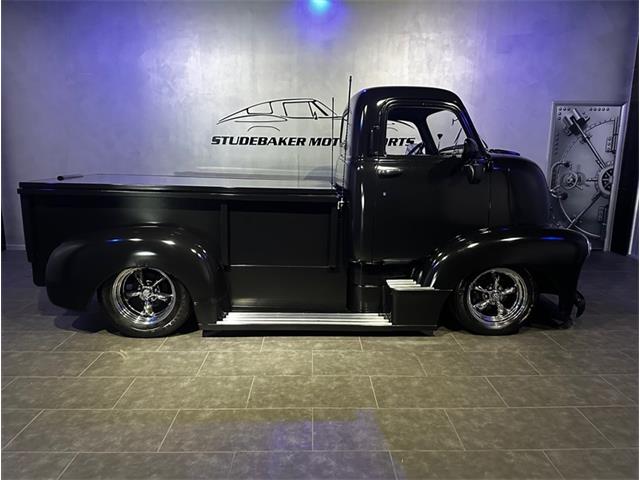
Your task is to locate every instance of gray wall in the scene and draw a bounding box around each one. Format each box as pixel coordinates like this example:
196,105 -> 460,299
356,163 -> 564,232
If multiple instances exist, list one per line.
2,0 -> 637,247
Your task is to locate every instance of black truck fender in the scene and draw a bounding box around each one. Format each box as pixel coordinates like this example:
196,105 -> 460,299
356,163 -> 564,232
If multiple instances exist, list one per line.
45,225 -> 227,327
415,226 -> 590,321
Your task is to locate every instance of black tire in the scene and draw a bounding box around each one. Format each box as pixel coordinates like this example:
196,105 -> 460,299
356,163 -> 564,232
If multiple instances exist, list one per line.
99,266 -> 191,338
452,267 -> 535,335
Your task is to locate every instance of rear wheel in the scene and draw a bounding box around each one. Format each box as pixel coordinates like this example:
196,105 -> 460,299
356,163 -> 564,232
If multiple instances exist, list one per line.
99,267 -> 191,337
452,267 -> 535,335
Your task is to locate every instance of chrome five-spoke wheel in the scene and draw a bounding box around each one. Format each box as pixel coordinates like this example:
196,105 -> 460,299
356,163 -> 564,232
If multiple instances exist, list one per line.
111,267 -> 176,327
100,266 -> 191,337
453,267 -> 535,335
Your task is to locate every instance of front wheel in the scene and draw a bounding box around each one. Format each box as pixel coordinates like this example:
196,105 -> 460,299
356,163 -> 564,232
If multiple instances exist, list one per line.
452,267 -> 535,335
99,267 -> 191,337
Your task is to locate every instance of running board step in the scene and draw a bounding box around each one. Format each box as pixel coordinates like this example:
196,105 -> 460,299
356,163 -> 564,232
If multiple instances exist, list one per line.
218,312 -> 391,327
386,279 -> 435,291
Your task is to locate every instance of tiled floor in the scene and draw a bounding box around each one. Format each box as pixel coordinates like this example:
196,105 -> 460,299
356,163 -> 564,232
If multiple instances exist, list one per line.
1,250 -> 638,479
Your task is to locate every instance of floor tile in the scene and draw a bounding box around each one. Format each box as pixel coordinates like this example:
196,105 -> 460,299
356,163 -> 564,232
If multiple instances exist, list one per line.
161,409 -> 312,451
1,452 -> 75,480
1,312 -> 91,333
546,448 -> 638,480
579,406 -> 638,447
572,313 -> 638,331
160,333 -> 263,351
262,336 -> 362,351
1,300 -> 31,317
1,314 -> 58,332
199,351 -> 312,376
2,310 -> 80,335
1,410 -> 41,447
0,287 -> 42,304
313,408 -> 462,450
1,331 -> 74,351
371,376 -> 504,408
1,376 -> 16,389
417,351 -> 536,376
116,376 -> 253,409
248,376 -> 377,407
313,351 -> 424,376
360,335 -> 460,353
488,375 -> 634,406
229,451 -> 396,479
81,351 -> 207,376
446,407 -> 610,449
54,331 -> 165,351
522,349 -> 637,375
390,450 -> 561,479
60,452 -> 234,479
1,351 -> 100,376
452,330 -> 560,351
589,298 -> 638,315
602,374 -> 639,402
6,409 -> 177,452
2,377 -> 133,409
544,330 -> 639,352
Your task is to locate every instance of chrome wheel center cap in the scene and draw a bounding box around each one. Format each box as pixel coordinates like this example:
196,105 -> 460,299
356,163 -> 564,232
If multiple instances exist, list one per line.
141,288 -> 152,301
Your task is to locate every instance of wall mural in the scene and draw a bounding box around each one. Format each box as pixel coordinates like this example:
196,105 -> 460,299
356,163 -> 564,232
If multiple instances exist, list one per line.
211,96 -> 417,149
212,97 -> 341,147
200,95 -> 419,182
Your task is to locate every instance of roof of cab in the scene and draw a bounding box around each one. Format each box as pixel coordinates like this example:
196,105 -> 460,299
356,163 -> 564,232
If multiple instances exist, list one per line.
350,86 -> 466,110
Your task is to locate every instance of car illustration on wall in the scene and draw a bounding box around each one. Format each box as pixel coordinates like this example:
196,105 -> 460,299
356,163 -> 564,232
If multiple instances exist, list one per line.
217,98 -> 340,132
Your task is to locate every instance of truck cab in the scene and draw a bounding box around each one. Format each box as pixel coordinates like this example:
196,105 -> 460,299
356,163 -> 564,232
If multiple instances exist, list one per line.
18,86 -> 589,338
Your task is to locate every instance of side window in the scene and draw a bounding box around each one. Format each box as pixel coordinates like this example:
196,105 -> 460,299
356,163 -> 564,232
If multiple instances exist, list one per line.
283,101 -> 313,118
385,120 -> 421,155
426,109 -> 467,153
384,105 -> 468,156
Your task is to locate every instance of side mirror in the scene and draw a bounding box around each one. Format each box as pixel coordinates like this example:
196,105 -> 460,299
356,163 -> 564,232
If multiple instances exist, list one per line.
461,138 -> 480,162
461,138 -> 485,184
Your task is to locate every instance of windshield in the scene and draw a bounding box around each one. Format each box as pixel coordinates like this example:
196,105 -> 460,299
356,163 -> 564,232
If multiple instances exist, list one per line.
426,109 -> 467,153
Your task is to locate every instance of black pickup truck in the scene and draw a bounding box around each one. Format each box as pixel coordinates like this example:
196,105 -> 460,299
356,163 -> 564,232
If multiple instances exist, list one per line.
18,86 -> 589,337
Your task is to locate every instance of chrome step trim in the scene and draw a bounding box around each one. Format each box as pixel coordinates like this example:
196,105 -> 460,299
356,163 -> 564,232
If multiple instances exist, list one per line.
386,279 -> 435,291
386,279 -> 419,285
219,312 -> 390,326
224,312 -> 385,319
220,321 -> 392,326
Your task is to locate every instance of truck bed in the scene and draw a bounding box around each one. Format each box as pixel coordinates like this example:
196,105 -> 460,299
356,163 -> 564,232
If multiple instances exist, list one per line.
19,174 -> 338,201
19,173 -> 346,313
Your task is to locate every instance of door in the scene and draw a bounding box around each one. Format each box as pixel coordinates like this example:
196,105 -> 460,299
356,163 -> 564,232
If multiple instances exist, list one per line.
373,103 -> 490,261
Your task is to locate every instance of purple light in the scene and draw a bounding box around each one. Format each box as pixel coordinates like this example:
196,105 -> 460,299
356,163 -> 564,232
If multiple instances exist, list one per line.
286,0 -> 348,45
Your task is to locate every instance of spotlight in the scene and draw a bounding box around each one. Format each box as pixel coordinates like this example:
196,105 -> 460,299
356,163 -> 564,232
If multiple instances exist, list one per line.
308,0 -> 331,15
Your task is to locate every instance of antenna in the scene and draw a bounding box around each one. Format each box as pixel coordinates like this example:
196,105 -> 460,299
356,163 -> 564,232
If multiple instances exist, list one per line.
330,96 -> 335,185
341,75 -> 353,187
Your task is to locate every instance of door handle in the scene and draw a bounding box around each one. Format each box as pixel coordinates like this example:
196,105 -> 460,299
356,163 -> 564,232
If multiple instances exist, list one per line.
375,166 -> 402,178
